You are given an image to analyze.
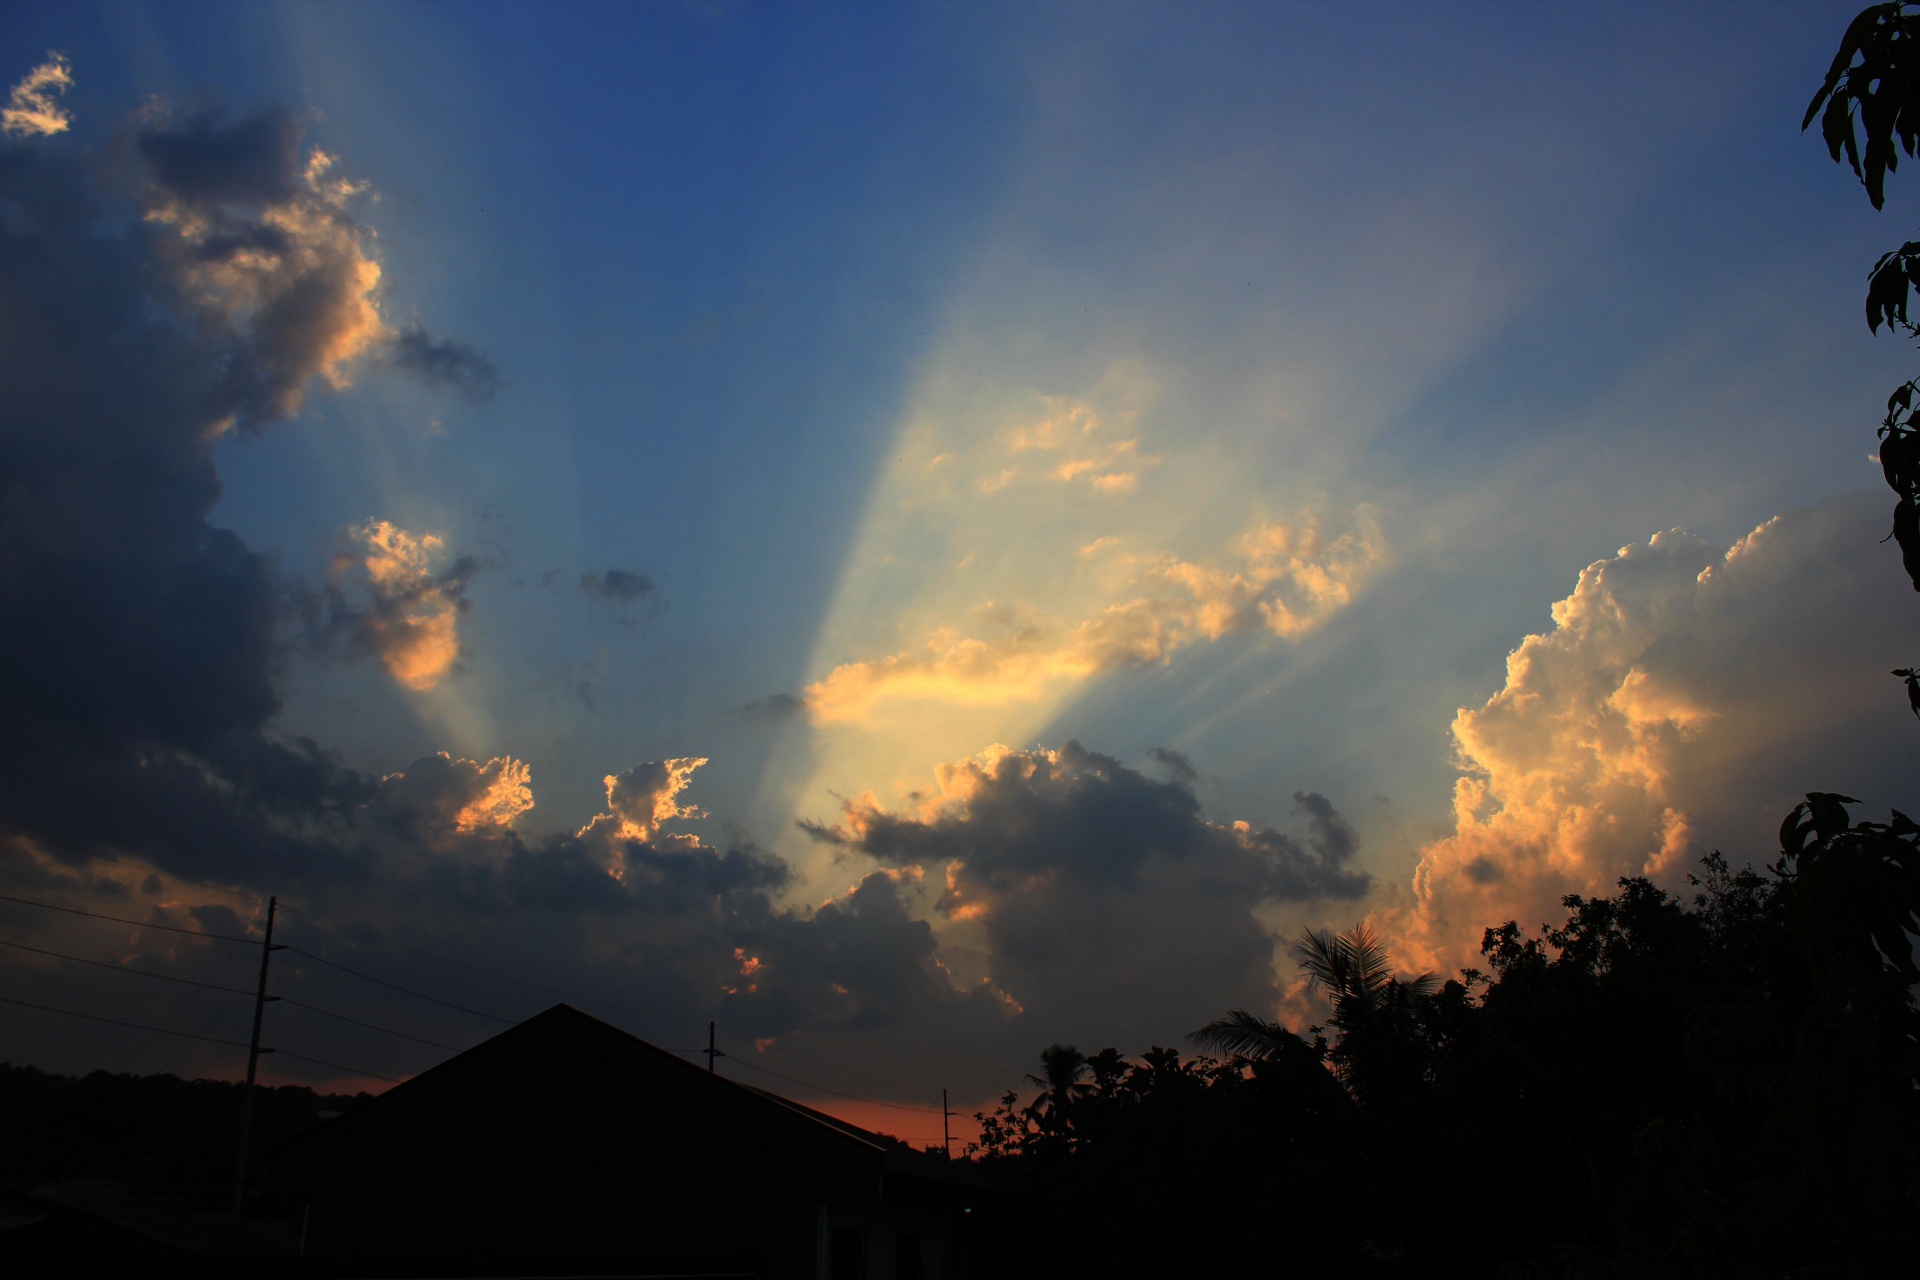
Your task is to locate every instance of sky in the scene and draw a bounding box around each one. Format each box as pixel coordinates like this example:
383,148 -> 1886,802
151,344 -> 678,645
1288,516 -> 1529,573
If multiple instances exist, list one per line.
2,0 -> 1918,1147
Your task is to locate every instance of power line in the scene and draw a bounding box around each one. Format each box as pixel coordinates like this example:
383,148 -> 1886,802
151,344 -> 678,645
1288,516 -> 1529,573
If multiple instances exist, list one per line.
0,994 -> 252,1048
2,994 -> 409,1088
6,888 -> 950,1120
268,1048 -> 404,1086
724,1055 -> 939,1114
277,997 -> 461,1051
112,943 -> 249,1074
281,946 -> 518,1025
0,936 -> 257,995
730,1036 -> 927,1093
277,904 -> 706,1031
0,892 -> 256,943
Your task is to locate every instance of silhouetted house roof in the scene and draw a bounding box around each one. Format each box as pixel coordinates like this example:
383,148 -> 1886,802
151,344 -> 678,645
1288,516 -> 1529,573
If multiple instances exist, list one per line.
267,1004 -> 1008,1278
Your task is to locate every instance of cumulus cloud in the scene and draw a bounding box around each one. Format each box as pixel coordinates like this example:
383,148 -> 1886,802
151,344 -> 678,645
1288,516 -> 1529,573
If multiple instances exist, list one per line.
3,54 -> 72,138
802,508 -> 1385,723
135,112 -> 398,429
568,759 -> 715,881
0,89 -> 492,887
800,741 -> 1368,1043
0,78 -> 1027,1099
1384,492 -> 1920,974
307,520 -> 476,692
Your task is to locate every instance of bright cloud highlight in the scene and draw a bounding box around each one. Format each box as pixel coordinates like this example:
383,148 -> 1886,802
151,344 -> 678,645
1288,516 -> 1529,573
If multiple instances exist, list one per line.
1384,493 -> 1920,975
3,53 -> 72,138
803,508 -> 1384,724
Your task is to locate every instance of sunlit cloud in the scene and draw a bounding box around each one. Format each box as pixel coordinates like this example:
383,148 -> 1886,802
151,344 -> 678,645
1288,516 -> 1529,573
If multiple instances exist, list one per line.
1378,493 -> 1920,975
451,757 -> 535,832
327,520 -> 473,692
138,121 -> 391,428
592,756 -> 710,842
3,53 -> 73,138
802,508 -> 1383,725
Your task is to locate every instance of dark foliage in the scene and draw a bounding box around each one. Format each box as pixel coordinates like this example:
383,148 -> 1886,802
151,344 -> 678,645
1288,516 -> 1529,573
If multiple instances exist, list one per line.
0,1064 -> 370,1192
1806,2 -> 1920,622
968,796 -> 1920,1277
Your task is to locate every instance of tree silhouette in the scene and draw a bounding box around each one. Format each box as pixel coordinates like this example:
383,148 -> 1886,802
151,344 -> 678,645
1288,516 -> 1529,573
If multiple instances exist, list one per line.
1806,3 -> 1920,632
1020,1043 -> 1088,1147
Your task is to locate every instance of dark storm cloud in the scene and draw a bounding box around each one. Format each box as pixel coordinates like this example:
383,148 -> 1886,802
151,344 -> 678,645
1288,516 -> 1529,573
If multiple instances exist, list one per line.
0,99 -> 491,888
799,742 -> 1369,1044
389,322 -> 503,403
579,568 -> 655,602
135,107 -> 307,207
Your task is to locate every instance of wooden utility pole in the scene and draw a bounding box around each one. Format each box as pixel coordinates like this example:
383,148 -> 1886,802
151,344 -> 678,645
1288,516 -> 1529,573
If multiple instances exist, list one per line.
230,896 -> 284,1213
704,1020 -> 726,1072
943,1088 -> 955,1158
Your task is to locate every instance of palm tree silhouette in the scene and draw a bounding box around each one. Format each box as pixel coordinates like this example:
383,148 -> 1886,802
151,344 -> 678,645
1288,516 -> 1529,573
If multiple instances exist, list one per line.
1192,924 -> 1437,1105
1022,1043 -> 1089,1141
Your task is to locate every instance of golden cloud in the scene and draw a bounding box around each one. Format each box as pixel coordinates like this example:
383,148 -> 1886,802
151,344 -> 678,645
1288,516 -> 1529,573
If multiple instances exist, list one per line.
452,757 -> 535,832
1380,498 -> 1920,976
3,53 -> 72,138
984,394 -> 1156,494
142,134 -> 389,427
331,520 -> 467,692
802,507 -> 1384,724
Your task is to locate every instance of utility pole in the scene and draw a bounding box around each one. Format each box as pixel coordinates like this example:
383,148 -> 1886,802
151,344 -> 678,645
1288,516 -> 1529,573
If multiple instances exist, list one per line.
231,896 -> 284,1213
943,1089 -> 955,1159
704,1020 -> 726,1072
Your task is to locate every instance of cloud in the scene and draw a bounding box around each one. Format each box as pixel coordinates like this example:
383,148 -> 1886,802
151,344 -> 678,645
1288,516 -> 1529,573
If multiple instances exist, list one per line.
133,112 -> 403,429
800,741 -> 1368,1043
585,758 -> 710,845
0,91 -> 495,892
1383,492 -> 1920,974
743,692 -> 806,722
3,54 -> 72,138
981,394 -> 1156,494
579,568 -> 654,602
308,520 -> 476,692
1147,745 -> 1198,785
802,507 -> 1385,723
389,322 -> 502,403
0,79 -> 1031,1096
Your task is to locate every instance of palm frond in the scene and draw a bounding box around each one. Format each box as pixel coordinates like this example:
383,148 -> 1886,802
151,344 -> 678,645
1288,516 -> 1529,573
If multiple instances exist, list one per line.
1188,1009 -> 1295,1060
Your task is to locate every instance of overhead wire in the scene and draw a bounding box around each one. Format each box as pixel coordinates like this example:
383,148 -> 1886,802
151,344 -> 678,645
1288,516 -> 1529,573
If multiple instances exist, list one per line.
1,994 -> 252,1047
276,997 -> 461,1051
0,936 -> 257,994
281,946 -> 518,1025
276,903 -> 707,1031
269,1048 -> 403,1085
4,879 -> 955,1119
0,891 -> 257,942
111,941 -> 249,1074
722,1054 -> 940,1115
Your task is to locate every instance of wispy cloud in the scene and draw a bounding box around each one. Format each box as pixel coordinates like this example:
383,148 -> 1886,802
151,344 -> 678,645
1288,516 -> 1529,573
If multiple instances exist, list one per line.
802,508 -> 1384,724
3,53 -> 72,138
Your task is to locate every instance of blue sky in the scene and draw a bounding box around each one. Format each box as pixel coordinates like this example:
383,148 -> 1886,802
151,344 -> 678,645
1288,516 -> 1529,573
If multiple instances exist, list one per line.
3,0 -> 1916,1134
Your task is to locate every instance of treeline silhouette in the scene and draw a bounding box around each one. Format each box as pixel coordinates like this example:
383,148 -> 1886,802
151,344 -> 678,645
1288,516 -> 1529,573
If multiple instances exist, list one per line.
0,1065 -> 371,1192
967,795 -> 1920,1277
